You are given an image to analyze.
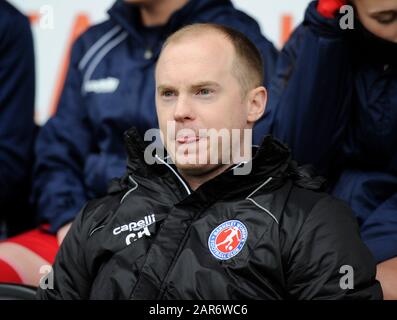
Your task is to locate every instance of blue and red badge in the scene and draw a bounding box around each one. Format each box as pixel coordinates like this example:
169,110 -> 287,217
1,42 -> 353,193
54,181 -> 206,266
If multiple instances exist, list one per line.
208,220 -> 248,260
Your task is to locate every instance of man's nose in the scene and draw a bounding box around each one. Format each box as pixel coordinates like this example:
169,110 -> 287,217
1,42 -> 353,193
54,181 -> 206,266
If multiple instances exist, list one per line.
173,95 -> 195,122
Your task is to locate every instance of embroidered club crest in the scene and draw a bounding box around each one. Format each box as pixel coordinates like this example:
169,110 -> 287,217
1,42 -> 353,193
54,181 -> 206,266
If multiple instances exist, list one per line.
208,220 -> 248,260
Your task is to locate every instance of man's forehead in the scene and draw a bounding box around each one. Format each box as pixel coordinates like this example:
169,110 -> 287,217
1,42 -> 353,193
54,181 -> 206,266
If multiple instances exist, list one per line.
156,35 -> 235,82
156,59 -> 230,88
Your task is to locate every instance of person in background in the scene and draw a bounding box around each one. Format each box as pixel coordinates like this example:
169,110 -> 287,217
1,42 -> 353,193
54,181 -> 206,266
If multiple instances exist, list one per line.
0,0 -> 277,286
255,0 -> 397,299
0,2 -> 35,239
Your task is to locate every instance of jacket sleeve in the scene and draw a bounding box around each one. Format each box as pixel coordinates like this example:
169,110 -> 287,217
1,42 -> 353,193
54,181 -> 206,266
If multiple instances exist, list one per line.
286,196 -> 383,300
33,37 -> 93,233
0,7 -> 35,204
36,205 -> 91,300
253,1 -> 353,175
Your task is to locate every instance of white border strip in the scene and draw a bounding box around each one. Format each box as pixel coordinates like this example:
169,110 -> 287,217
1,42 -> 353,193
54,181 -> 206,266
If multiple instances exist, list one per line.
78,25 -> 122,71
246,177 -> 279,224
82,31 -> 128,94
120,176 -> 139,203
155,154 -> 192,196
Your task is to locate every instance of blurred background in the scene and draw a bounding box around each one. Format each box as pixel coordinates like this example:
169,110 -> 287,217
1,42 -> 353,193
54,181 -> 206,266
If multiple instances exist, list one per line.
8,0 -> 312,126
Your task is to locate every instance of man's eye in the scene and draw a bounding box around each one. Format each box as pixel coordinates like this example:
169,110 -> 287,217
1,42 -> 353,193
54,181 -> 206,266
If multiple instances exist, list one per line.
162,90 -> 175,97
375,12 -> 397,24
197,88 -> 212,95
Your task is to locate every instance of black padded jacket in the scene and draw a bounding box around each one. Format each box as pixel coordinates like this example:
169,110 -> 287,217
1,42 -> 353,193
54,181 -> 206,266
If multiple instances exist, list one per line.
37,128 -> 382,300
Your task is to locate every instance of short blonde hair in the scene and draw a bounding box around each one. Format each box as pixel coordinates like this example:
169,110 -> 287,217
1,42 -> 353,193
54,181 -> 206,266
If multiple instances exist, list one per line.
160,23 -> 264,95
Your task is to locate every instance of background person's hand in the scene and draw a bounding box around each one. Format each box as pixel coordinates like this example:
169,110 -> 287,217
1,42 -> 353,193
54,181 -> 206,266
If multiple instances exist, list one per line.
57,222 -> 72,245
317,0 -> 347,18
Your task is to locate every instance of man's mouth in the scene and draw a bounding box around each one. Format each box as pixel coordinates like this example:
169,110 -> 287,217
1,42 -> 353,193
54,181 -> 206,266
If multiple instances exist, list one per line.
176,135 -> 201,144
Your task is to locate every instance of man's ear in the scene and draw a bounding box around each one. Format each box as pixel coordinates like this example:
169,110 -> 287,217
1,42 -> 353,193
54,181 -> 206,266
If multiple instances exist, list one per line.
246,86 -> 267,124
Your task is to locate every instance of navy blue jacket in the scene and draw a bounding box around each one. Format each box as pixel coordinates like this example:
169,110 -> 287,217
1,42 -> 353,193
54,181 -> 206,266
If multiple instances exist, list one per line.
33,0 -> 278,233
256,1 -> 397,263
0,1 -> 35,233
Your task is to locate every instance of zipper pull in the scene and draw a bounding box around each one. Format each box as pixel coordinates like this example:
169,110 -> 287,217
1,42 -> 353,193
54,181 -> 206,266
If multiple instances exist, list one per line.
144,48 -> 153,60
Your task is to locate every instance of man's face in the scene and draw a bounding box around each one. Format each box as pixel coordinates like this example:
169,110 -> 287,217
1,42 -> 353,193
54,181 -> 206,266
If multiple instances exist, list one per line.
155,32 -> 262,176
353,0 -> 397,43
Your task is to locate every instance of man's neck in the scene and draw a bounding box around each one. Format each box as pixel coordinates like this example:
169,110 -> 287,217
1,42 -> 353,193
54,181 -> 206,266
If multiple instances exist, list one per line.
175,139 -> 254,191
139,0 -> 188,27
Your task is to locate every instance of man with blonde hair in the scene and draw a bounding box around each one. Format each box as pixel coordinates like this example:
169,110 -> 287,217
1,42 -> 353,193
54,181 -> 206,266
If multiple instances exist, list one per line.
38,24 -> 381,300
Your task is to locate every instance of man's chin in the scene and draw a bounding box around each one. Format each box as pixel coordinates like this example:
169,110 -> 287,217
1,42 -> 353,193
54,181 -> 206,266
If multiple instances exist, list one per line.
174,162 -> 222,177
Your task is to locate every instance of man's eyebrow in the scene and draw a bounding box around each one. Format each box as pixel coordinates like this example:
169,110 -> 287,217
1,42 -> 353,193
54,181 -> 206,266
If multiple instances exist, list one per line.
157,85 -> 177,92
190,81 -> 221,89
157,82 -> 221,91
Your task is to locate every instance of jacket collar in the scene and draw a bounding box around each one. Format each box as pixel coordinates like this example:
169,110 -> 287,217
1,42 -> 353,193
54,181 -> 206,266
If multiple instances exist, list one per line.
108,0 -> 233,47
122,127 -> 292,200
